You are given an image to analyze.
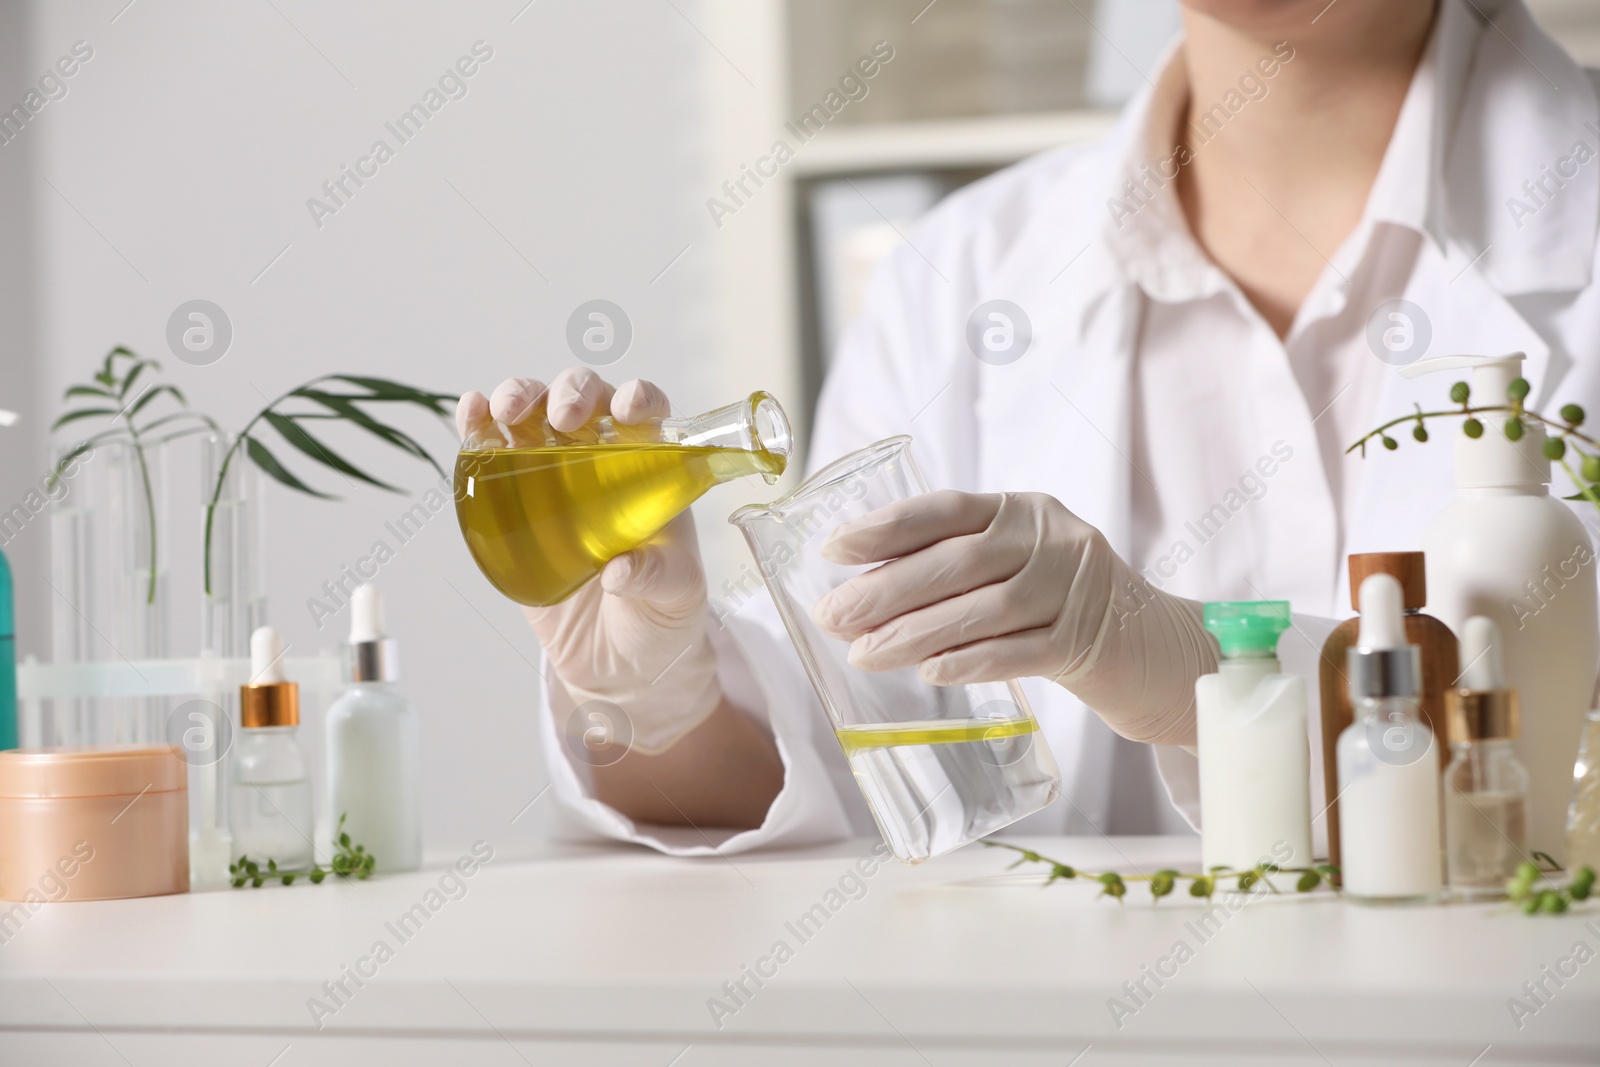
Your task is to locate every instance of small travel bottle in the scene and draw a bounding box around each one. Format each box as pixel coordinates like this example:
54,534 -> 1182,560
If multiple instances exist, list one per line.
1195,601 -> 1313,870
326,584 -> 421,872
1337,574 -> 1443,905
230,626 -> 314,871
1444,617 -> 1530,900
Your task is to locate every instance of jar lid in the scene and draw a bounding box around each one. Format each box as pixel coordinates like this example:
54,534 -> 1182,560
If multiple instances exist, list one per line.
1348,552 -> 1427,611
0,745 -> 188,799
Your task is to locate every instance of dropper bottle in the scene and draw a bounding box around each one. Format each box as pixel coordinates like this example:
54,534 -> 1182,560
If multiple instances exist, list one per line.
1337,573 -> 1443,904
325,583 -> 421,872
1443,617 -> 1530,900
230,626 -> 314,871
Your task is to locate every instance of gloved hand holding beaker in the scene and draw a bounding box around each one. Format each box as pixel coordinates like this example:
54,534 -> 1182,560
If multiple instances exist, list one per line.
811,489 -> 1215,747
456,368 -> 724,753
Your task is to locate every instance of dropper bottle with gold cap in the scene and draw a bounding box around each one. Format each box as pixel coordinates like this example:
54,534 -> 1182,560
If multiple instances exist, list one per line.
1444,617 -> 1530,900
230,626 -> 314,872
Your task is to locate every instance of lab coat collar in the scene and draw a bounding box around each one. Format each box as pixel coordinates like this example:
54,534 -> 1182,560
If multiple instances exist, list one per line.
1028,0 -> 1600,344
1431,0 -> 1598,295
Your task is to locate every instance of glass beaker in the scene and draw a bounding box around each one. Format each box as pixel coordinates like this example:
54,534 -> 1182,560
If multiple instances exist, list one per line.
456,391 -> 791,606
730,436 -> 1061,864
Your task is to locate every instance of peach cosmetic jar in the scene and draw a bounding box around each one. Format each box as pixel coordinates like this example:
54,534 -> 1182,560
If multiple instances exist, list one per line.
0,745 -> 190,901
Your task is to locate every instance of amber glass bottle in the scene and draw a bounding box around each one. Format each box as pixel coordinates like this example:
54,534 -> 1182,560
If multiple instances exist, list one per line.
1319,552 -> 1458,875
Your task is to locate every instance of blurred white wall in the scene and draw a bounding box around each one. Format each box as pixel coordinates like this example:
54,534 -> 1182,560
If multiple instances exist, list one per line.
0,0 -> 764,856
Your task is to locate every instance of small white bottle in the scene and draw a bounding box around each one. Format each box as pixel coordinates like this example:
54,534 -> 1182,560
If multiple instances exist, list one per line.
1444,617 -> 1530,901
326,584 -> 421,873
1337,574 -> 1443,904
1196,600 -> 1313,871
231,626 -> 315,871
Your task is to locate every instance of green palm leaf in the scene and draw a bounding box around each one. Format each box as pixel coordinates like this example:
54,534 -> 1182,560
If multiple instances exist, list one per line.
244,435 -> 338,499
202,372 -> 455,592
51,407 -> 121,431
262,411 -> 402,492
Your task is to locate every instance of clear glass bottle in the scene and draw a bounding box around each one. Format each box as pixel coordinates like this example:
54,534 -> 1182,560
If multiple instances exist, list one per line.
1445,739 -> 1529,899
1568,709 -> 1600,872
229,627 -> 313,871
1444,617 -> 1530,900
231,726 -> 314,872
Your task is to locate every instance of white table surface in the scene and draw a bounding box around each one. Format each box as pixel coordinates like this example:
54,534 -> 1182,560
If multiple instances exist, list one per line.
2,835 -> 1598,1066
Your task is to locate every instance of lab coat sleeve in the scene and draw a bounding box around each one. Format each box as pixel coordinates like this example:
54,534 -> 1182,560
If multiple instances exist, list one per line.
537,607 -> 856,855
1152,612 -> 1341,858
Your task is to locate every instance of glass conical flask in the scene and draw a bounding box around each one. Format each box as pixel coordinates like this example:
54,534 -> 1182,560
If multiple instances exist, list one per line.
731,436 -> 1061,864
456,391 -> 790,606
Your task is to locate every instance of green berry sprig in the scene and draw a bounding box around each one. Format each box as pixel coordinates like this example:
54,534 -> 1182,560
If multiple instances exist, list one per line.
228,813 -> 376,888
984,841 -> 1338,904
1350,377 -> 1600,512
1507,859 -> 1596,915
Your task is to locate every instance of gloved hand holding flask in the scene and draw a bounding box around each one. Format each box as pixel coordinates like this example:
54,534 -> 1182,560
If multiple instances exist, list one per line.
457,369 -> 725,754
812,489 -> 1216,747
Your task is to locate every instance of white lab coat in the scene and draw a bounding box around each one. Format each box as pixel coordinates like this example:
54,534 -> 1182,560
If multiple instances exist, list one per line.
541,0 -> 1600,855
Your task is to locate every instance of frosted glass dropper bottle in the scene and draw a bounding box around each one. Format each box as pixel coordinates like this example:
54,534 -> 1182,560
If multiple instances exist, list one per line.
326,584 -> 421,872
1337,573 -> 1443,904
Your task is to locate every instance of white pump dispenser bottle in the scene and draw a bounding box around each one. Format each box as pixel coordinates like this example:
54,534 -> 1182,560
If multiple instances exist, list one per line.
325,584 -> 422,872
1401,352 -> 1598,862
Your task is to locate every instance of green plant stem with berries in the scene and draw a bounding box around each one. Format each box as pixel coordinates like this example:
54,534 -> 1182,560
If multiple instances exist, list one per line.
1349,376 -> 1600,513
983,841 -> 1339,903
1506,860 -> 1596,915
229,814 -> 375,888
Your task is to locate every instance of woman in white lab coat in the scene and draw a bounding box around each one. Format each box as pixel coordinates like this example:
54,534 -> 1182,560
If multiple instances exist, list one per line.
459,0 -> 1600,855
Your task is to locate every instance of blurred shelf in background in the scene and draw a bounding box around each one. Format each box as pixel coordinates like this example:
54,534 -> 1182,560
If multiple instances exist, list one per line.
787,110 -> 1117,177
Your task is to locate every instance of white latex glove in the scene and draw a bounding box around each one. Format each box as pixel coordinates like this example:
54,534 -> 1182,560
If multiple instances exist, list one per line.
811,490 -> 1215,746
457,368 -> 722,754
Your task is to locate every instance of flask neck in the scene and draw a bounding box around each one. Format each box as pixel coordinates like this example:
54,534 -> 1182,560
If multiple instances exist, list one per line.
663,391 -> 791,481
463,390 -> 792,483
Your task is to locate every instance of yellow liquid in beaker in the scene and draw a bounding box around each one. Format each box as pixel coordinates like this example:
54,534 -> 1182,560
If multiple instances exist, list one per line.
456,444 -> 784,607
834,718 -> 1038,754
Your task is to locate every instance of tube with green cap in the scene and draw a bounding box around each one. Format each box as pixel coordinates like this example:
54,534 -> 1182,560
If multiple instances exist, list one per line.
0,409 -> 16,750
0,546 -> 14,750
1195,599 -> 1312,872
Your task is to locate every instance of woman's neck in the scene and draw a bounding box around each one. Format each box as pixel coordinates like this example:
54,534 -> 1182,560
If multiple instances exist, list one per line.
1173,0 -> 1437,335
